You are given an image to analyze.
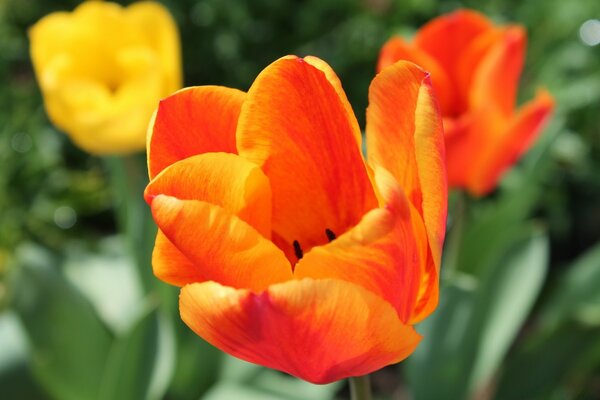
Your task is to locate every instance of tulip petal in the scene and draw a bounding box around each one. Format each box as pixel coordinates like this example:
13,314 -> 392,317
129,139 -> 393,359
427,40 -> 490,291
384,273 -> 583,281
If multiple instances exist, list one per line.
414,9 -> 493,82
366,61 -> 446,264
469,27 -> 526,116
180,278 -> 421,384
150,195 -> 292,291
294,168 -> 427,322
237,56 -> 377,257
148,86 -> 245,178
125,1 -> 182,94
470,90 -> 554,195
146,152 -> 276,287
366,61 -> 446,321
444,103 -> 510,192
455,28 -> 504,104
145,152 -> 272,237
303,55 -> 362,147
152,230 -> 203,286
377,37 -> 454,116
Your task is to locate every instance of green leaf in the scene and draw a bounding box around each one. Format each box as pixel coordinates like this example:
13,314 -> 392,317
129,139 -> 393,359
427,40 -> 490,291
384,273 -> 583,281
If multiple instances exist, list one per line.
0,311 -> 47,399
168,322 -> 223,399
468,229 -> 549,393
454,187 -> 539,276
405,281 -> 477,400
538,242 -> 600,330
9,244 -> 114,400
406,227 -> 549,400
98,302 -> 175,400
62,237 -> 144,334
495,324 -> 600,400
203,382 -> 285,400
252,369 -> 341,400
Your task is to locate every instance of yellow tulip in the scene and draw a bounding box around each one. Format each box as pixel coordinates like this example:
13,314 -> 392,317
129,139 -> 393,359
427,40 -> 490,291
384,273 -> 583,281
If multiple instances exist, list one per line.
30,1 -> 182,155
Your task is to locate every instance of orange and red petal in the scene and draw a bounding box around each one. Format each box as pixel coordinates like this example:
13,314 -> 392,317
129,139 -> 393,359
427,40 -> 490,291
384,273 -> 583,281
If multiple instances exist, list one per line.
377,37 -> 455,116
148,86 -> 245,178
150,195 -> 292,291
468,26 -> 526,116
180,278 -> 421,384
366,61 -> 447,271
414,9 -> 493,84
303,55 -> 362,147
444,110 -> 493,190
152,230 -> 206,286
294,168 -> 427,323
237,55 -> 377,254
454,27 -> 504,106
469,90 -> 554,196
145,152 -> 272,237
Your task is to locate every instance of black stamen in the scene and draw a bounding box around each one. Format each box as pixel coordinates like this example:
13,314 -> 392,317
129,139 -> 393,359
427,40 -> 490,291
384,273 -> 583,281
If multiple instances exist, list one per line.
325,228 -> 336,242
293,240 -> 303,260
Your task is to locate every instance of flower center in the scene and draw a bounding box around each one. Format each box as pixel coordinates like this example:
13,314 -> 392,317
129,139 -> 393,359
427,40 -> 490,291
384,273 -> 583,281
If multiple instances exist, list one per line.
291,228 -> 337,262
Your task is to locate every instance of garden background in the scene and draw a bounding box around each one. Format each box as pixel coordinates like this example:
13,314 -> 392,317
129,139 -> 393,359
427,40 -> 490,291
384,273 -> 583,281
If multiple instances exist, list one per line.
1,0 -> 599,399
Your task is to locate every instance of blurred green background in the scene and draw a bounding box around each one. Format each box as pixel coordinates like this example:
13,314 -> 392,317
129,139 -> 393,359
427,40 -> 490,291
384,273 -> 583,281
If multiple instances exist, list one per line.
1,0 -> 599,399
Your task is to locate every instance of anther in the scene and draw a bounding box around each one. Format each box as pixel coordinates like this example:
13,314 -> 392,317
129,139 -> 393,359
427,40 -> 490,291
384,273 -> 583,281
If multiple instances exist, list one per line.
325,229 -> 336,242
293,240 -> 304,260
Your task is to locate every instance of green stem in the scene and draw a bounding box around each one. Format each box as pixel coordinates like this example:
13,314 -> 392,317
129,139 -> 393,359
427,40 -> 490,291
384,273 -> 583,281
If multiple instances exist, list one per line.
443,191 -> 468,276
349,375 -> 373,400
104,154 -> 156,293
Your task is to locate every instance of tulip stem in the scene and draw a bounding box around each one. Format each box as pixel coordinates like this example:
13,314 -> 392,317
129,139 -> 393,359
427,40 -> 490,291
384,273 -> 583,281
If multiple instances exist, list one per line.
349,375 -> 373,400
444,191 -> 468,275
104,154 -> 156,292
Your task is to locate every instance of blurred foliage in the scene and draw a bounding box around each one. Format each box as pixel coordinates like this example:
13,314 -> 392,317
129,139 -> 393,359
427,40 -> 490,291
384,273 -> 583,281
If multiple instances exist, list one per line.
0,0 -> 599,399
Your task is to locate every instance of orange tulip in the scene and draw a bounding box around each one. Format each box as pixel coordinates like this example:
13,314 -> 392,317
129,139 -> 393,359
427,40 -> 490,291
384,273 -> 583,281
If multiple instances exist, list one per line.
144,56 -> 447,384
378,9 -> 554,196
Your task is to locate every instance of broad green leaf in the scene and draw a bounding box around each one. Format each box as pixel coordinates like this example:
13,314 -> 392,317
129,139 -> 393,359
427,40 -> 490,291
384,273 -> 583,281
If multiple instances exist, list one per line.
168,323 -> 222,399
453,187 -> 539,276
538,242 -> 600,330
202,382 -> 285,400
252,369 -> 341,400
219,355 -> 264,383
63,237 -> 144,334
407,227 -> 549,400
212,355 -> 340,400
9,244 -> 114,400
0,311 -> 47,399
495,324 -> 600,400
405,281 -> 477,400
98,303 -> 175,400
468,229 -> 549,393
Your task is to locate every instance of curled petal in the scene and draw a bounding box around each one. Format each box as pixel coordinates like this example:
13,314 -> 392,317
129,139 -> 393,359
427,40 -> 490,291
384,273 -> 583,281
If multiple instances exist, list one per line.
180,279 -> 421,384
366,61 -> 447,268
150,195 -> 292,291
152,230 -> 203,286
237,55 -> 377,255
377,37 -> 454,116
148,86 -> 245,178
145,152 -> 271,236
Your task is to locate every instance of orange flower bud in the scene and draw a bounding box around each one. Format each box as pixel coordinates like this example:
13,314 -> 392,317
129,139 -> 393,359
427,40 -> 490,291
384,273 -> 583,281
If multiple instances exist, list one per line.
378,10 -> 554,196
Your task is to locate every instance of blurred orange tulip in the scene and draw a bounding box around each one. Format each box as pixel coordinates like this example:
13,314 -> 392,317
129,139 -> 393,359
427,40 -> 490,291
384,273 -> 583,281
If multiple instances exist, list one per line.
378,9 -> 554,196
144,56 -> 447,383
